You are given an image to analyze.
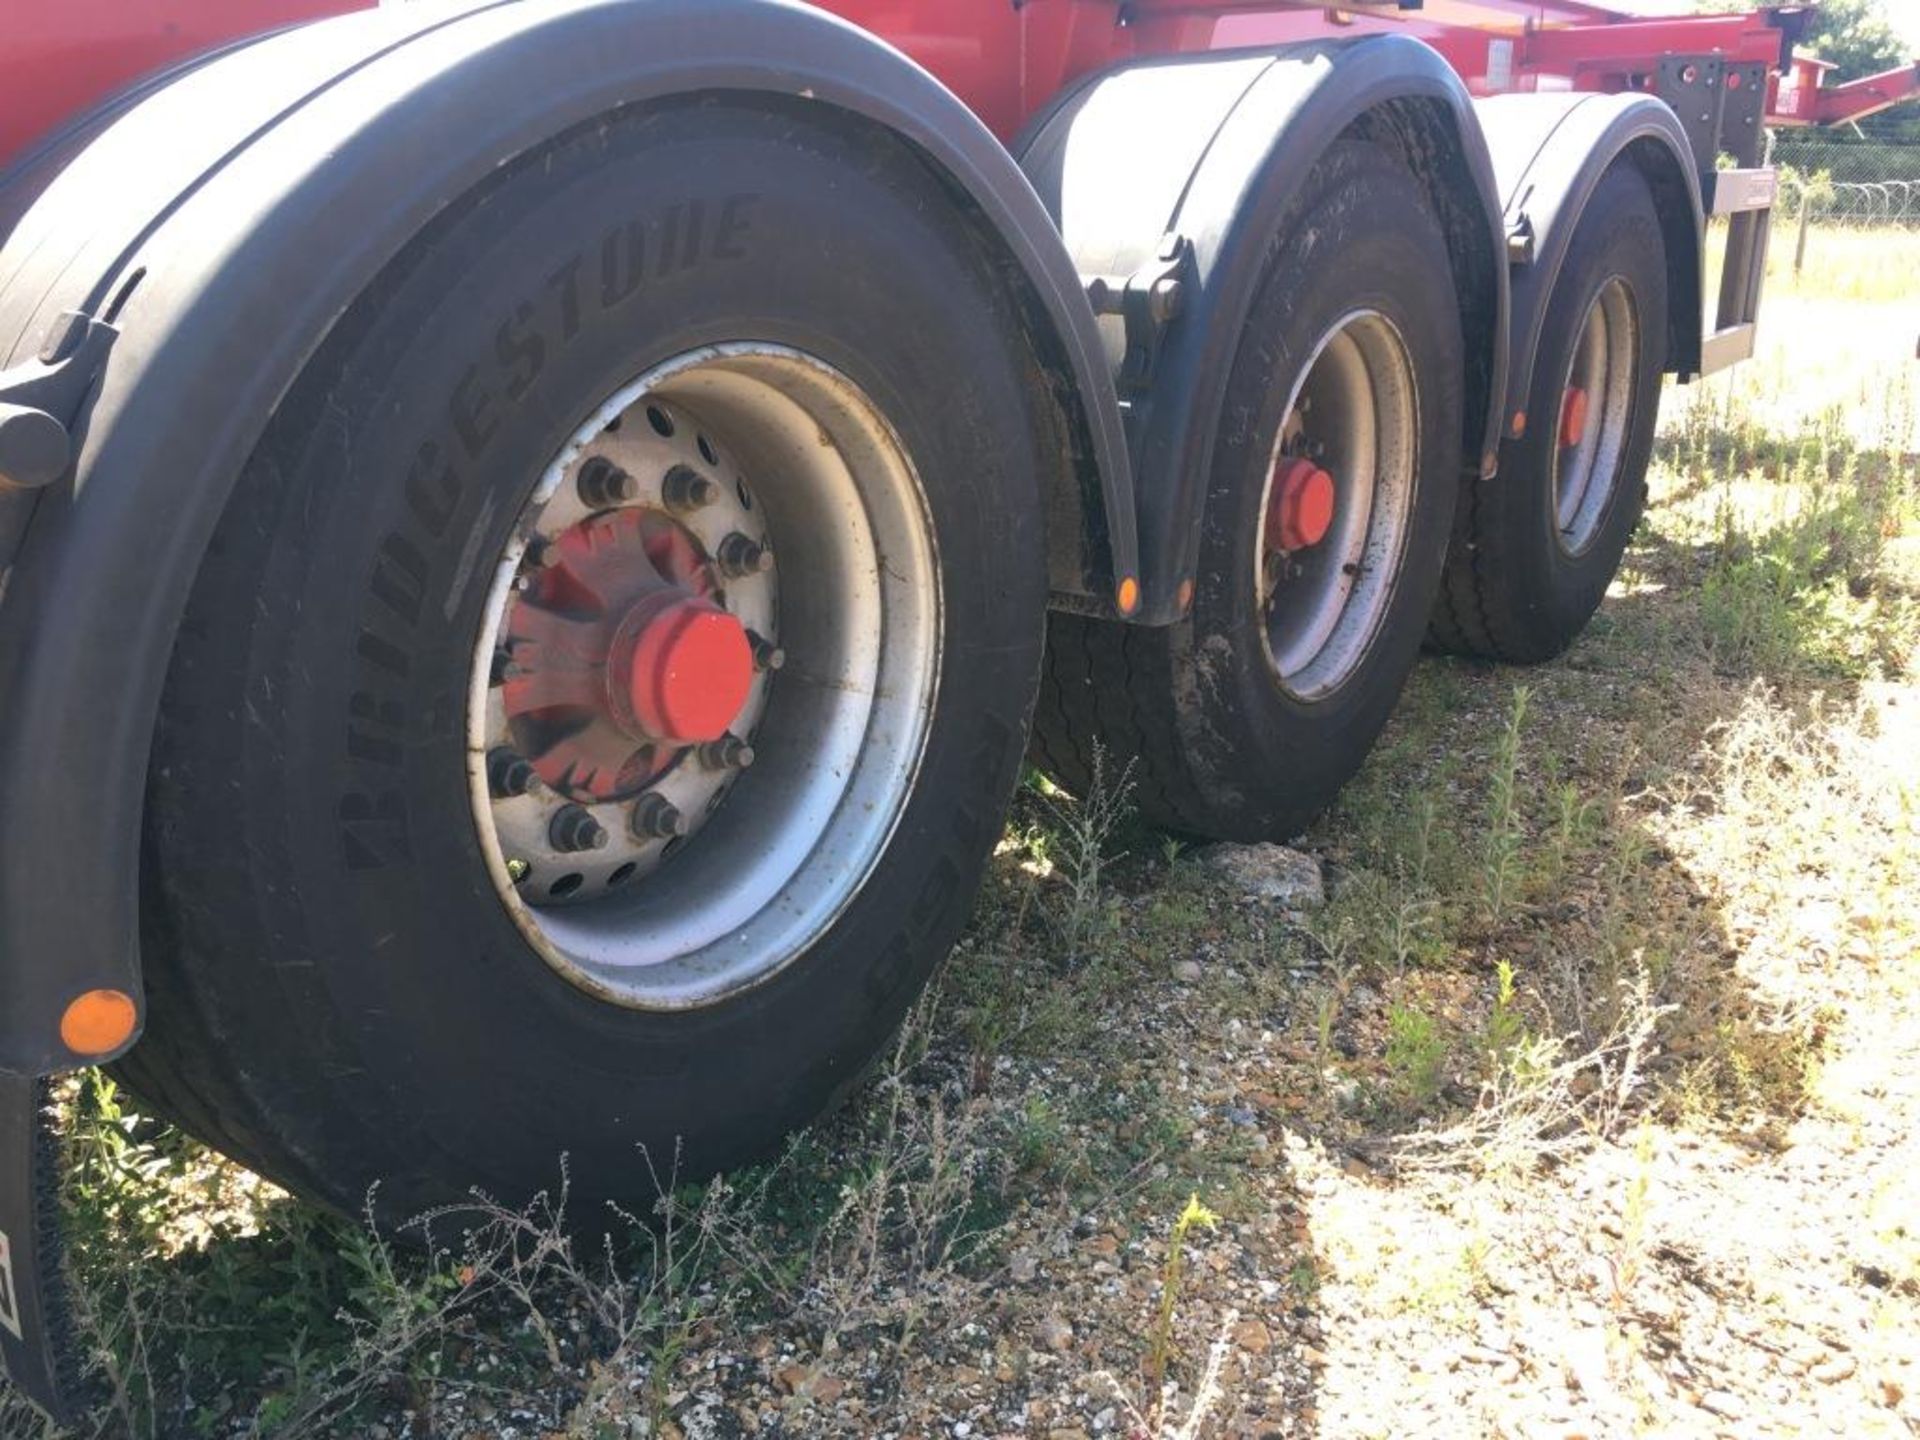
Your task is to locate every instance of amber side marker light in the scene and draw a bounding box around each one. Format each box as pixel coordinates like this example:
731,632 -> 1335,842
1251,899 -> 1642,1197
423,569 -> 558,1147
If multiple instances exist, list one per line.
1116,576 -> 1141,615
60,988 -> 139,1057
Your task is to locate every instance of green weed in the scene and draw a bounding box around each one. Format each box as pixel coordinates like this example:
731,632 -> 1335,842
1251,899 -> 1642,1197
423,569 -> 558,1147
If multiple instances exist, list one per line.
1384,1004 -> 1448,1114
1483,959 -> 1527,1068
1481,685 -> 1533,925
1142,1193 -> 1221,1426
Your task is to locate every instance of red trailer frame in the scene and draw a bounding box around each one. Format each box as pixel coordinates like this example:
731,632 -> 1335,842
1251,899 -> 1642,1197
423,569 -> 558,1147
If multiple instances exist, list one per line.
1,0 -> 1902,170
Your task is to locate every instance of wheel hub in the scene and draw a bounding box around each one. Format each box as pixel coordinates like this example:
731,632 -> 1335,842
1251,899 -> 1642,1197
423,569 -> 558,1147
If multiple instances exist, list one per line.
466,347 -> 940,1009
502,508 -> 752,803
613,593 -> 753,748
1266,457 -> 1337,552
1554,277 -> 1639,556
1559,385 -> 1592,450
1256,310 -> 1418,700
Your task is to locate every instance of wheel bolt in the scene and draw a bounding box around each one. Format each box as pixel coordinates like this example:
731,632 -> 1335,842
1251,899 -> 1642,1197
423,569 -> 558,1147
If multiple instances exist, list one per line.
577,456 -> 640,508
662,465 -> 720,514
716,532 -> 773,578
747,631 -> 786,672
697,733 -> 756,771
487,746 -> 535,798
549,804 -> 609,853
631,792 -> 688,840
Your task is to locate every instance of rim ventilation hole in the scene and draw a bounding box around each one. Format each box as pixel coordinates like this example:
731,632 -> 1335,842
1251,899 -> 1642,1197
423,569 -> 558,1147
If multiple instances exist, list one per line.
607,862 -> 638,888
646,405 -> 675,438
736,478 -> 753,510
697,434 -> 719,465
549,873 -> 585,899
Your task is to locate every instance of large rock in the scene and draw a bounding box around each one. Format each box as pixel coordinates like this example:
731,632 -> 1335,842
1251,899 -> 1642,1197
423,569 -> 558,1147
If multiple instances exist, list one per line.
1198,842 -> 1325,907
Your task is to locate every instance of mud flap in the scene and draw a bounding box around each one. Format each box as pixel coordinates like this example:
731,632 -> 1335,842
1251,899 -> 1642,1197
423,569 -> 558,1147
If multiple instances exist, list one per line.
0,1074 -> 87,1427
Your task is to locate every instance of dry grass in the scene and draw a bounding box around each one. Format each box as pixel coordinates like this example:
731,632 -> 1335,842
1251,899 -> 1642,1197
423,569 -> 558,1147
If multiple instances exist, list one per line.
1296,223 -> 1920,1437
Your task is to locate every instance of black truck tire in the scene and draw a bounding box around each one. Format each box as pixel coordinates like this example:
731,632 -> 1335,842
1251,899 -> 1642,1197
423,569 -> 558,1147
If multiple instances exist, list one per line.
1031,142 -> 1463,839
115,99 -> 1052,1221
1431,162 -> 1668,662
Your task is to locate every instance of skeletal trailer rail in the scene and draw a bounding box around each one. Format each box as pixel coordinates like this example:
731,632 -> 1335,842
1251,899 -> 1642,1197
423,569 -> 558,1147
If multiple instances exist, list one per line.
2,0 -> 1915,1423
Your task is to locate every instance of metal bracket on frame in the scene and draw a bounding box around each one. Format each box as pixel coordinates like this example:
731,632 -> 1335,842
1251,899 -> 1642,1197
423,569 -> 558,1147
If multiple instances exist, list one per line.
1085,233 -> 1194,397
0,310 -> 118,493
1655,55 -> 1774,377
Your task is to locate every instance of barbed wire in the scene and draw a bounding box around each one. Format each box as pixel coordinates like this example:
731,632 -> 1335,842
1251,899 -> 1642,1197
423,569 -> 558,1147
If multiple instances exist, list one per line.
1827,179 -> 1920,223
1772,119 -> 1920,227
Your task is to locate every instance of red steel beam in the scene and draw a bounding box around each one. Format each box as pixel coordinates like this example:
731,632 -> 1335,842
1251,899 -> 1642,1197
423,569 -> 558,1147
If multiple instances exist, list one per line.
1514,14 -> 1792,77
1131,0 -> 1624,26
1807,62 -> 1920,125
1197,3 -> 1838,129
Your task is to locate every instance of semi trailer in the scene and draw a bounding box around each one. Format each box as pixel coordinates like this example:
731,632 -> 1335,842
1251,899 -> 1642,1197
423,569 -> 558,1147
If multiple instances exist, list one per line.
3,0 -> 1916,1421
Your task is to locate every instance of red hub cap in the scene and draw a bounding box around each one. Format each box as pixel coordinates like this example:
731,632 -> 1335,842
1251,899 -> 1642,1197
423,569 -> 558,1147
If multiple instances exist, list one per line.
1267,457 -> 1337,552
501,508 -> 753,801
614,592 -> 753,746
1560,386 -> 1592,449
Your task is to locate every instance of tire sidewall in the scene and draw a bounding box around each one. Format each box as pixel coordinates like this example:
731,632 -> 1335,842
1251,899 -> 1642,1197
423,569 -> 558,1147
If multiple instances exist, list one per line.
150,101 -> 1048,1209
1182,145 -> 1465,833
1503,164 -> 1668,646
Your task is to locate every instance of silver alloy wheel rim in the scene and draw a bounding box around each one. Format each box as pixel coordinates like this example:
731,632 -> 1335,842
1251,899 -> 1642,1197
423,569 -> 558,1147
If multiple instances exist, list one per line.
466,345 -> 942,1010
1256,310 -> 1420,701
1554,277 -> 1639,557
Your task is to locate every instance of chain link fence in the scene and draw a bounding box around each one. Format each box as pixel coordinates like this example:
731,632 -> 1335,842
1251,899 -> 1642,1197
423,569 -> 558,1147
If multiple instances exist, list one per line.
1771,110 -> 1920,226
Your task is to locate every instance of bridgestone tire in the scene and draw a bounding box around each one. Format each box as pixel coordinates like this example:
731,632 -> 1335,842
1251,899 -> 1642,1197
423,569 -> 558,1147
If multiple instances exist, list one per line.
1031,142 -> 1463,839
1430,162 -> 1668,662
116,100 -> 1051,1221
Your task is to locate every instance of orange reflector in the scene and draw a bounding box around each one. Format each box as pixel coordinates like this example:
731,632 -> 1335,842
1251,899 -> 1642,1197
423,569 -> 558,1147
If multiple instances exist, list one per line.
1176,577 -> 1195,612
1510,410 -> 1528,439
60,989 -> 138,1057
1116,576 -> 1140,615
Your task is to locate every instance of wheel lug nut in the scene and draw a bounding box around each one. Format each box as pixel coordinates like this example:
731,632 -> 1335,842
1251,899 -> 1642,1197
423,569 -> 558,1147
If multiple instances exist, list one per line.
716,532 -> 773,578
662,465 -> 720,514
747,631 -> 786,672
697,733 -> 756,771
631,792 -> 688,840
549,804 -> 609,853
577,456 -> 640,508
487,746 -> 536,798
